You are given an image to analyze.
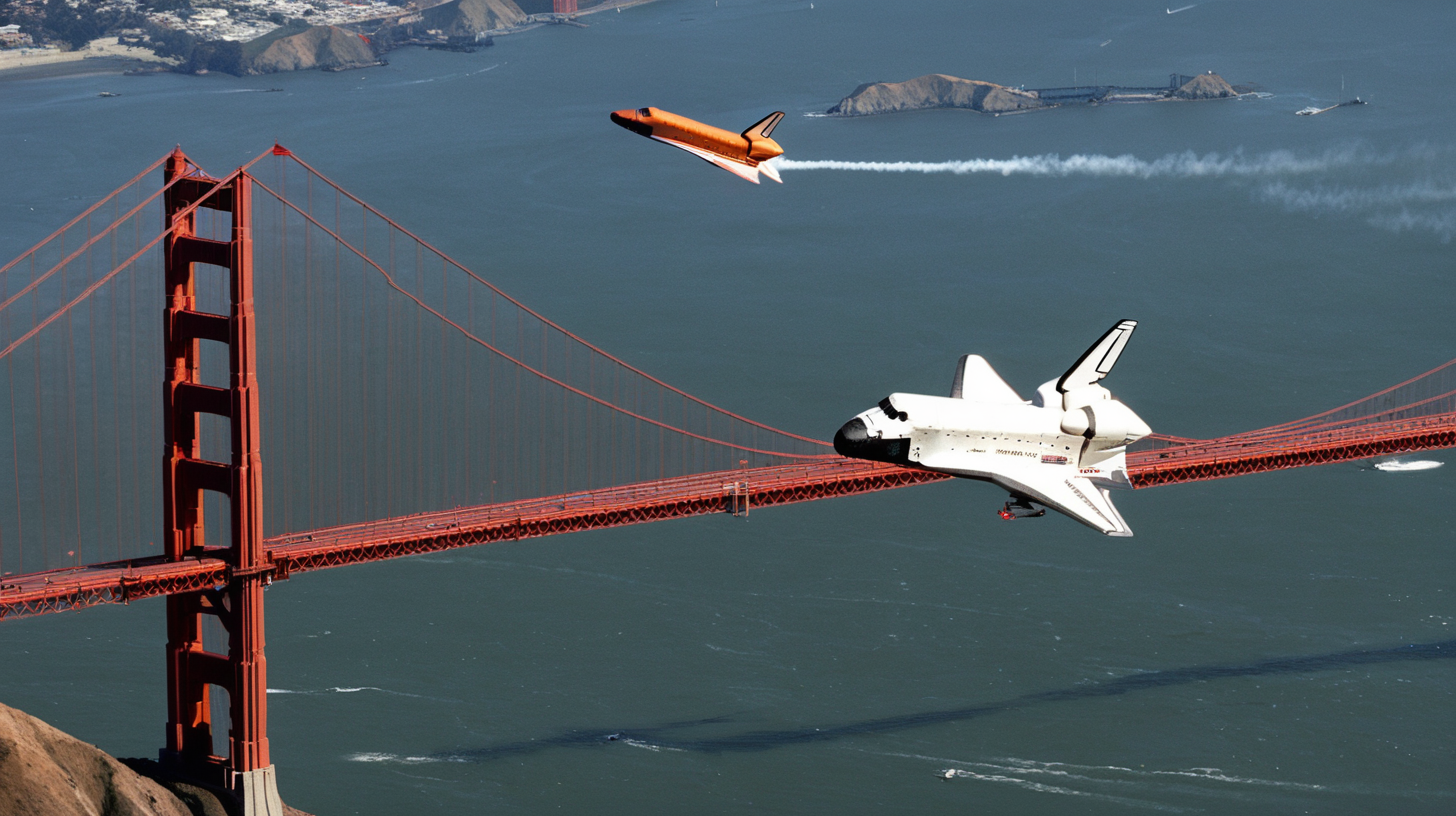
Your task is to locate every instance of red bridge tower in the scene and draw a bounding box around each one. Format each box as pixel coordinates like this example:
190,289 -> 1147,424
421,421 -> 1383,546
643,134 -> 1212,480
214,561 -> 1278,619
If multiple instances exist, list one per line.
160,149 -> 280,815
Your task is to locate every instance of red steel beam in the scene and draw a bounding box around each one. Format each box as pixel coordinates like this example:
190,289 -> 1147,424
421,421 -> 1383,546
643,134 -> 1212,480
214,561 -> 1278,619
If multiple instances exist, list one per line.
1127,413 -> 1456,488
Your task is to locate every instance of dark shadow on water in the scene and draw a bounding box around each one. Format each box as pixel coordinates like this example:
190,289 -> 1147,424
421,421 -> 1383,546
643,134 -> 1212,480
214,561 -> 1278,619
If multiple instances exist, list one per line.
428,639 -> 1453,762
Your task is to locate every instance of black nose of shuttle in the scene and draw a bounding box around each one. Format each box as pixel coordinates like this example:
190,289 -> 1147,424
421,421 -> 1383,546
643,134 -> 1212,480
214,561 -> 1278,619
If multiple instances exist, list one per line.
833,418 -> 868,457
610,109 -> 654,137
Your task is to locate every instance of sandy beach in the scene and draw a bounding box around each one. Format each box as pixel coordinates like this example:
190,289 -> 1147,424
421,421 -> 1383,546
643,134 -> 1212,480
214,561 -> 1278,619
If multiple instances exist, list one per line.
0,37 -> 176,81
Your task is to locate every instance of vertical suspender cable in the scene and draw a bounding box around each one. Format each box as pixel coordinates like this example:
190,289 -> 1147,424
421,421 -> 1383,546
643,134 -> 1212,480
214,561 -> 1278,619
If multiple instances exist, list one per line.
539,323 -> 546,498
305,173 -> 316,529
414,242 -> 423,512
385,225 -> 393,518
354,189 -> 369,523
488,293 -> 496,505
563,339 -> 569,494
67,285 -> 81,565
465,267 -> 472,503
128,244 -> 140,551
280,167 -> 292,534
2,271 -> 14,572
7,356 -> 19,573
32,302 -> 48,567
439,255 -> 448,506
334,189 -> 343,526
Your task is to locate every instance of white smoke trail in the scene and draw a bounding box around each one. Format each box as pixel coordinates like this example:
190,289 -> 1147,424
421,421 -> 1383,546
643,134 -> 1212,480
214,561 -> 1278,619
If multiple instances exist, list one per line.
778,149 -> 1374,179
1259,181 -> 1456,242
1259,181 -> 1456,212
1367,209 -> 1456,242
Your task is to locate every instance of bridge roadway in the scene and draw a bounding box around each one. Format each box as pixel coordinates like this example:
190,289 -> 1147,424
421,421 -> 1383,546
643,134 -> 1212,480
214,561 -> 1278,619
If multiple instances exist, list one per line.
0,458 -> 942,619
4,412 -> 1454,620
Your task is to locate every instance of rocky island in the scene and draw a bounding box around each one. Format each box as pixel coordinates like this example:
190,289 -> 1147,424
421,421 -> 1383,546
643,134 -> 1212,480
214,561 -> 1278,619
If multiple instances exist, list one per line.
827,71 -> 1241,117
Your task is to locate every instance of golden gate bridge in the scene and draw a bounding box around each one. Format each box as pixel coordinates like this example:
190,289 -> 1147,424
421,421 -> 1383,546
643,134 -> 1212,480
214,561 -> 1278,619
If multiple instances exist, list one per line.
0,147 -> 1452,813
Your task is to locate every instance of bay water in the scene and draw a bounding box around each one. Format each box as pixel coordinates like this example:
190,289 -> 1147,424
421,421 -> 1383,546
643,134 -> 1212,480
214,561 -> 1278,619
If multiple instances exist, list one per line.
2,1 -> 1453,812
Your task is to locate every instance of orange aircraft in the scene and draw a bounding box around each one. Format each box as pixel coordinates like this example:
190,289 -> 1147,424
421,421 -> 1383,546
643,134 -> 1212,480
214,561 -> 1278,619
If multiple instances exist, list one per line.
610,107 -> 785,184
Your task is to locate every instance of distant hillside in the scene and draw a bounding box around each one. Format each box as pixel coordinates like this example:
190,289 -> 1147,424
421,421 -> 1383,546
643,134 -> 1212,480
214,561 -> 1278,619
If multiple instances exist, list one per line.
828,74 -> 1046,116
513,0 -> 612,11
245,24 -> 378,74
1171,72 -> 1237,99
417,0 -> 527,37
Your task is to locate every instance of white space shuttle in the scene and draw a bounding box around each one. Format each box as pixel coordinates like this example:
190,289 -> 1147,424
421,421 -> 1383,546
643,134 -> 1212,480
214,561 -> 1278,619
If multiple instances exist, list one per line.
833,320 -> 1152,536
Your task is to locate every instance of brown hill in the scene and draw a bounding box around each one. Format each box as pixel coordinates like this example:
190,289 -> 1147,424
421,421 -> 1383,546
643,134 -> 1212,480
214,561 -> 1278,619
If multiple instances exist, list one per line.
827,74 -> 1045,116
0,700 -> 313,816
0,700 -> 191,816
246,25 -> 377,74
417,0 -> 527,37
1172,72 -> 1236,99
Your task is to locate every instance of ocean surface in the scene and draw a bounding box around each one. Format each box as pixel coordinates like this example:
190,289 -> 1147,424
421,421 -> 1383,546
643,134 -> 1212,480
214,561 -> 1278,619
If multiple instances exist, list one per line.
2,1 -> 1454,813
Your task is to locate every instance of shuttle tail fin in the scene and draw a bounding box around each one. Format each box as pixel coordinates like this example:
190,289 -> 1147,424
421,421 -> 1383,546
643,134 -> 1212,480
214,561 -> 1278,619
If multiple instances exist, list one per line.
741,111 -> 785,141
1057,319 -> 1137,394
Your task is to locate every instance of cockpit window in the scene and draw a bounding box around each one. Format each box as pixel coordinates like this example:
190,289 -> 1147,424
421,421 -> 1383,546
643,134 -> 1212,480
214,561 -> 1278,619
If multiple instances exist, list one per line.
878,397 -> 908,422
637,107 -> 652,117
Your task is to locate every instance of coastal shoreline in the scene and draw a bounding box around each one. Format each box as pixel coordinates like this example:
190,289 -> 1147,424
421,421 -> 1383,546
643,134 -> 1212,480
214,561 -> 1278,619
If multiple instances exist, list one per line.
0,0 -> 662,83
0,38 -> 175,82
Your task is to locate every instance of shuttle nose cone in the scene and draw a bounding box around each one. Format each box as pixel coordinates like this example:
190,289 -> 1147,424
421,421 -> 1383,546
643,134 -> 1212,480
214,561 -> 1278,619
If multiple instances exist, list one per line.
610,109 -> 653,136
833,418 -> 869,456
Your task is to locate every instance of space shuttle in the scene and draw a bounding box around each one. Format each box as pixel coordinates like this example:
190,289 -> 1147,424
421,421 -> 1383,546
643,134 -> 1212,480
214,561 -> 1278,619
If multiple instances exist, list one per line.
610,107 -> 785,184
833,320 -> 1152,536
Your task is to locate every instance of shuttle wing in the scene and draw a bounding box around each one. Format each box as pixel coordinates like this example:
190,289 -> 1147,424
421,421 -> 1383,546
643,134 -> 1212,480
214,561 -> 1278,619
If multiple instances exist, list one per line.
998,471 -> 1134,537
651,136 -> 769,184
1058,319 -> 1137,393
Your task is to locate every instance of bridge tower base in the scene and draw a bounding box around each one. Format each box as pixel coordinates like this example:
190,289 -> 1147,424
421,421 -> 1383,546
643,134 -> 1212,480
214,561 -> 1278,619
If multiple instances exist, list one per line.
160,149 -> 278,815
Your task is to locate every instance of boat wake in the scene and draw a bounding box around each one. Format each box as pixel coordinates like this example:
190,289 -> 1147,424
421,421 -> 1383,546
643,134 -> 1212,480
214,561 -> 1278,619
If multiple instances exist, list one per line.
1370,458 -> 1444,472
267,685 -> 438,699
879,749 -> 1352,812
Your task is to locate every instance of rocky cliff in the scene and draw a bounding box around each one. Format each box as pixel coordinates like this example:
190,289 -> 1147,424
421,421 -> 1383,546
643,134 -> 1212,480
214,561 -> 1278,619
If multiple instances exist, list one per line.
827,74 -> 1045,116
1171,72 -> 1236,99
0,701 -> 313,816
416,0 -> 527,38
245,25 -> 377,74
0,701 -> 191,816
